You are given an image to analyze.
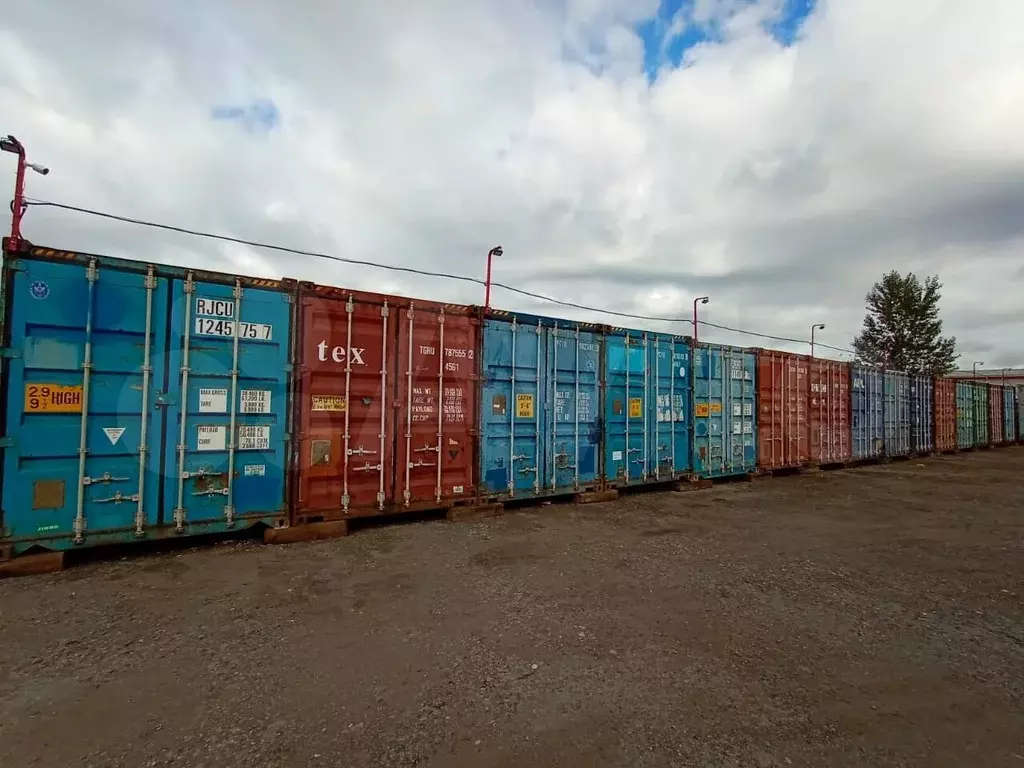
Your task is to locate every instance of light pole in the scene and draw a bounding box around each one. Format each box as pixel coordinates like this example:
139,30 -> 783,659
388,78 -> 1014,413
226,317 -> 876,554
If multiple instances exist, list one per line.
810,323 -> 825,358
1,135 -> 49,251
973,361 -> 984,381
692,296 -> 709,344
483,246 -> 503,310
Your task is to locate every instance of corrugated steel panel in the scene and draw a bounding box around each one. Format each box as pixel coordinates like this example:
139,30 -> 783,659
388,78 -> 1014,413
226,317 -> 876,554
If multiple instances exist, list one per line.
809,358 -> 851,464
989,384 -> 1005,445
909,374 -> 934,454
753,349 -> 808,469
604,329 -> 691,486
1,245 -> 291,555
956,381 -> 974,449
292,285 -> 477,520
883,371 -> 911,457
973,383 -> 990,447
479,311 -> 601,500
1016,386 -> 1024,442
1006,387 -> 1019,443
933,378 -> 957,452
851,365 -> 884,459
691,343 -> 755,479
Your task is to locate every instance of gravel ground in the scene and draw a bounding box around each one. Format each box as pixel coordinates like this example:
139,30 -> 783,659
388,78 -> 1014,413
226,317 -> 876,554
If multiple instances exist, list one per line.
1,448 -> 1022,768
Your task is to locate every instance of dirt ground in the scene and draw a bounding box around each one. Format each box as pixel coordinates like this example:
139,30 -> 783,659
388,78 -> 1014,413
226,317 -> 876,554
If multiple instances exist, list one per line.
1,449 -> 1022,768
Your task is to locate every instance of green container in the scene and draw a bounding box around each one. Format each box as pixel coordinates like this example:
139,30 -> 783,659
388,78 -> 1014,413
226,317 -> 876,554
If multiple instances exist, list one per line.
972,382 -> 990,447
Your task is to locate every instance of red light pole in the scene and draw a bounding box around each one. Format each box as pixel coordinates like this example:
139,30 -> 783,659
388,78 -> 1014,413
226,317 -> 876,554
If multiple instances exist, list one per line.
484,245 -> 502,309
692,296 -> 709,344
1,135 -> 49,251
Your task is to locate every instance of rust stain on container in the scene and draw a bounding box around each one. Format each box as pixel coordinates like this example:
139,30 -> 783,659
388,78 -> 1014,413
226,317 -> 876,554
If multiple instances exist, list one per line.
291,285 -> 478,520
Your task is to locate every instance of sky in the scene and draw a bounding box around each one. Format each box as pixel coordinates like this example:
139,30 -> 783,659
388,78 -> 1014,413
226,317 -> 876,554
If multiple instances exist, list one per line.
2,0 -> 1023,366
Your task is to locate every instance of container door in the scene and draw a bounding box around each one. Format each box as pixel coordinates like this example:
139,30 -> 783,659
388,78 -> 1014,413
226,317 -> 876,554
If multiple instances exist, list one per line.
296,294 -> 395,515
2,257 -> 167,547
162,275 -> 290,530
480,317 -> 542,498
395,305 -> 476,507
650,338 -> 690,478
604,334 -> 647,484
542,326 -> 600,493
692,344 -> 723,476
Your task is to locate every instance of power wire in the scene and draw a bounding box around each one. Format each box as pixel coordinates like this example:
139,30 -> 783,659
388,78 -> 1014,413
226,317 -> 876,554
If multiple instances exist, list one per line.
22,197 -> 856,355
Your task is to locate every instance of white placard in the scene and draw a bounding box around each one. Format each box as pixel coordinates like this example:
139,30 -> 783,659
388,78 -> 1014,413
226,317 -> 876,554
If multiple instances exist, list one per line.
195,297 -> 234,318
237,425 -> 271,450
194,317 -> 273,341
103,427 -> 126,445
240,389 -> 272,414
197,425 -> 227,451
199,388 -> 228,413
612,450 -> 623,461
244,464 -> 266,476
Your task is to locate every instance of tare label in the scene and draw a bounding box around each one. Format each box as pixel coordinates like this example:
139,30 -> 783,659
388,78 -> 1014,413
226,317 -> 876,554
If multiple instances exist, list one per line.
240,390 -> 271,414
199,388 -> 228,413
237,425 -> 271,450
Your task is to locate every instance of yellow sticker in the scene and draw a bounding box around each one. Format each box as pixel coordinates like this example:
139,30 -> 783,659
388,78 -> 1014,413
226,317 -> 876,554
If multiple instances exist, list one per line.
515,393 -> 534,419
695,403 -> 710,418
628,398 -> 643,418
710,402 -> 722,415
24,384 -> 83,413
311,395 -> 347,412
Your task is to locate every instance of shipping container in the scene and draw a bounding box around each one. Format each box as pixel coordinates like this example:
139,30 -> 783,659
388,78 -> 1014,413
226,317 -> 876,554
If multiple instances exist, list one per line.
604,329 -> 691,487
753,349 -> 808,470
808,358 -> 851,464
883,371 -> 911,457
956,381 -> 974,449
1,243 -> 292,555
851,365 -> 884,460
691,343 -> 756,479
973,382 -> 990,447
1003,386 -> 1017,443
908,374 -> 934,454
988,384 -> 1005,445
478,310 -> 602,501
1016,386 -> 1024,443
291,285 -> 478,522
933,377 -> 957,452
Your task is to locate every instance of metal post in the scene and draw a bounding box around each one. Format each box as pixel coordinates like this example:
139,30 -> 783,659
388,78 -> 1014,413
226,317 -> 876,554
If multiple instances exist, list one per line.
484,246 -> 502,309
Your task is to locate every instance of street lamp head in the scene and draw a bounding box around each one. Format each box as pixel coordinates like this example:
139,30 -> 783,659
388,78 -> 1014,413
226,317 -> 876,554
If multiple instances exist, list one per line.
698,296 -> 709,305
0,135 -> 23,155
488,245 -> 503,258
813,323 -> 825,330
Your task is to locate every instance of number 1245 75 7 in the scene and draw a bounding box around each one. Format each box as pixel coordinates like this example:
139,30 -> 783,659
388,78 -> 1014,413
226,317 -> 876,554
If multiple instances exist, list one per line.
194,317 -> 273,341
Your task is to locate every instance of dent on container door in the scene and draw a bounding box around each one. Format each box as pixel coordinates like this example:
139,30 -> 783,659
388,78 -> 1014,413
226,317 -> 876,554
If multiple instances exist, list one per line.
692,343 -> 755,479
1,253 -> 168,552
163,274 -> 292,532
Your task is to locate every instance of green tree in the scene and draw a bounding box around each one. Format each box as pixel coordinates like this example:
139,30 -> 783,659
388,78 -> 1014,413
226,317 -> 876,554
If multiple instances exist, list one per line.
852,271 -> 958,375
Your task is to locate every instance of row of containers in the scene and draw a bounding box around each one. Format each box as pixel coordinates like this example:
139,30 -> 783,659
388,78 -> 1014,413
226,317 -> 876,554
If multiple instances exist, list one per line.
1,242 -> 1021,556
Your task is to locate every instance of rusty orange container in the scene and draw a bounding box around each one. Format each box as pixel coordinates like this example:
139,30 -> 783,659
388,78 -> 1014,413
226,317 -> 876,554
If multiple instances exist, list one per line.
290,283 -> 479,522
989,383 -> 1005,445
933,377 -> 957,452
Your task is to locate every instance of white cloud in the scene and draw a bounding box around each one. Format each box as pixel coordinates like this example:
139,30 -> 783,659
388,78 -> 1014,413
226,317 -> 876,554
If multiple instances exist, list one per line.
2,0 -> 1023,365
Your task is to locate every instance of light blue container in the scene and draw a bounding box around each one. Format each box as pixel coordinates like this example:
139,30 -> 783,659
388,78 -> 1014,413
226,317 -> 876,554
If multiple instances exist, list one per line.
478,311 -> 602,501
909,374 -> 934,454
690,343 -> 756,479
956,381 -> 974,449
603,329 -> 692,487
851,365 -> 884,460
1,246 -> 292,555
1003,387 -> 1017,443
883,371 -> 912,457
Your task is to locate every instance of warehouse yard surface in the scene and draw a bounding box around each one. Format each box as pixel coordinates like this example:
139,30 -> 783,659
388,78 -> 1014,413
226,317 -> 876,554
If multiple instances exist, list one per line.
1,450 -> 1022,767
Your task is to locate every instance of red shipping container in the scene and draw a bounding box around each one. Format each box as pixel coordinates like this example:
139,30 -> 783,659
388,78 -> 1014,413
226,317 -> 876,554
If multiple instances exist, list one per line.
754,350 -> 851,469
989,383 -> 1005,445
809,358 -> 852,464
933,377 -> 957,452
291,284 -> 479,522
754,349 -> 809,469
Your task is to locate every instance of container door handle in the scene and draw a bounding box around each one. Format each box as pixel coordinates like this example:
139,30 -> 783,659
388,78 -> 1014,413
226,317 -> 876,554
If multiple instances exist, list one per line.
94,491 -> 140,504
82,472 -> 130,486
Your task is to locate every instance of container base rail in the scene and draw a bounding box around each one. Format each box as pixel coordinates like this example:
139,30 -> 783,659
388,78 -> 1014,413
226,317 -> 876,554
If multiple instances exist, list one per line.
291,496 -> 481,527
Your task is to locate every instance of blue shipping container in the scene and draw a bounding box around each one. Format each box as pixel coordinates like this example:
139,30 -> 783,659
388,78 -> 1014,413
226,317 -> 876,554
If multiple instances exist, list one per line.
909,374 -> 934,454
479,311 -> 601,500
883,371 -> 912,457
691,343 -> 756,479
851,365 -> 884,460
1003,387 -> 1017,443
1,246 -> 292,555
603,329 -> 691,486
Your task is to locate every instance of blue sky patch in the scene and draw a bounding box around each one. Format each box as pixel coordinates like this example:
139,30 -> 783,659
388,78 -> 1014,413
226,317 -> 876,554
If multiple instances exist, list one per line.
210,98 -> 281,133
638,0 -> 816,80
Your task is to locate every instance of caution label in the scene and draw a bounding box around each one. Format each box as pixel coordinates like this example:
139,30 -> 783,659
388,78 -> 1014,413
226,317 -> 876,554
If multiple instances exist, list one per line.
695,403 -> 710,418
25,384 -> 83,413
311,395 -> 347,412
628,398 -> 643,418
515,393 -> 534,419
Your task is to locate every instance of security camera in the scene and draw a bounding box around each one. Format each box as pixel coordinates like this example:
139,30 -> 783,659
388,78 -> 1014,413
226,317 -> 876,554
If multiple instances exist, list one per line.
27,162 -> 49,176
